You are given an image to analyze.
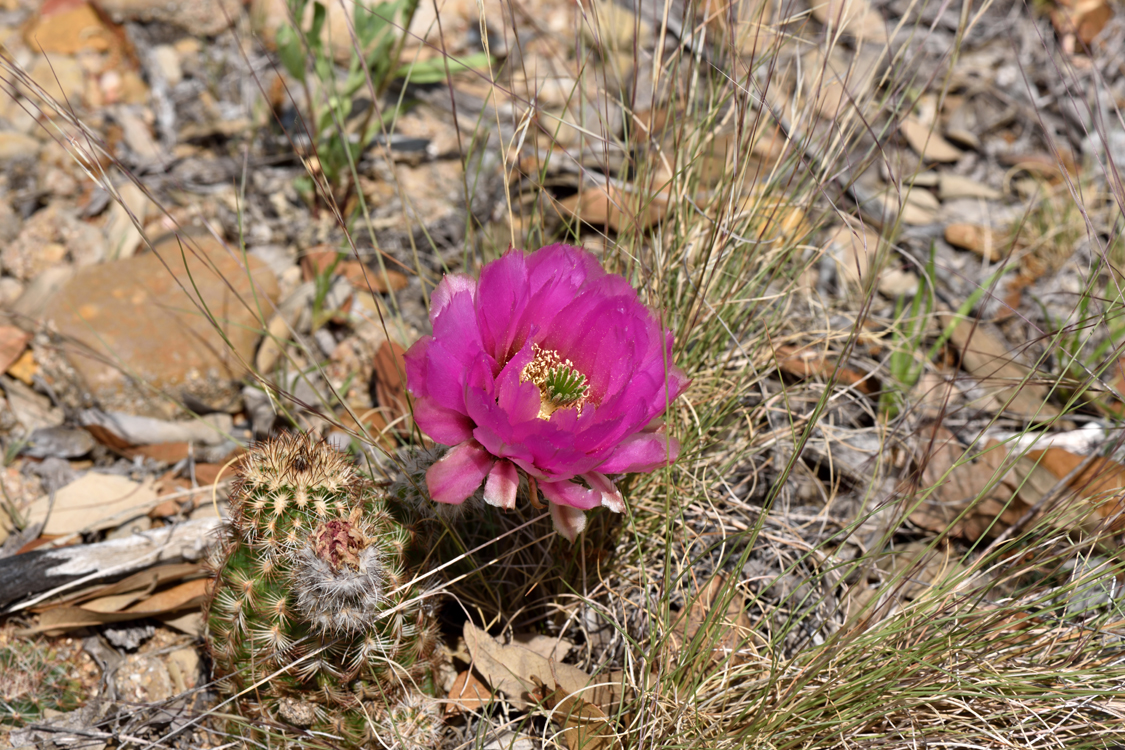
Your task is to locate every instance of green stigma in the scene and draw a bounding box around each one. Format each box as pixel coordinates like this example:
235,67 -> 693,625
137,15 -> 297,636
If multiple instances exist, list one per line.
521,344 -> 591,419
544,365 -> 588,405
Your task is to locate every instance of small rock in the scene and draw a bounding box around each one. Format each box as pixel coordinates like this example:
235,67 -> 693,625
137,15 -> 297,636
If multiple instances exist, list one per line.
0,131 -> 40,161
26,55 -> 87,108
103,623 -> 155,651
114,653 -> 173,704
11,265 -> 76,321
150,45 -> 183,86
0,200 -> 22,244
944,223 -> 1008,261
2,203 -> 104,281
938,173 -> 1002,201
0,277 -> 24,308
98,0 -> 242,37
22,425 -> 96,458
26,455 -> 79,495
42,230 -> 279,419
164,647 -> 200,692
2,376 -> 64,434
103,181 -> 154,259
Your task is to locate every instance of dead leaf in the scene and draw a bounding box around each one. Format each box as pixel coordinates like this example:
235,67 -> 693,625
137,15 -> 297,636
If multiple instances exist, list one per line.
940,314 -> 1060,420
534,677 -> 622,750
901,118 -> 964,162
0,325 -> 31,373
944,223 -> 1010,262
512,633 -> 575,662
558,184 -> 668,232
1025,447 -> 1125,529
938,173 -> 1002,201
131,442 -> 191,464
1050,0 -> 1114,46
24,473 -> 158,535
463,622 -> 617,712
373,340 -> 409,428
23,2 -> 122,55
20,578 -> 209,635
6,348 -> 37,385
910,427 -> 1057,539
446,670 -> 491,714
32,563 -> 202,612
774,343 -> 876,394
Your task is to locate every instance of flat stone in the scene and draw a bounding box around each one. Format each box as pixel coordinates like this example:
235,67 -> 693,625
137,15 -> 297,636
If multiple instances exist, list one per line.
26,55 -> 87,108
98,0 -> 242,36
0,131 -> 41,161
42,230 -> 279,418
114,654 -> 173,704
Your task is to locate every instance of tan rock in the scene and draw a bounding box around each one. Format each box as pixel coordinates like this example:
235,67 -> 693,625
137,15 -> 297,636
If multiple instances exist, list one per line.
0,130 -> 41,161
97,0 -> 241,37
42,230 -> 279,418
938,173 -> 1002,201
25,55 -> 87,107
901,118 -> 964,163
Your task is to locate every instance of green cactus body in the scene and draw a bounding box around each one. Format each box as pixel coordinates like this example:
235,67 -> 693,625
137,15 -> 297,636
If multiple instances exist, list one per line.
205,433 -> 441,747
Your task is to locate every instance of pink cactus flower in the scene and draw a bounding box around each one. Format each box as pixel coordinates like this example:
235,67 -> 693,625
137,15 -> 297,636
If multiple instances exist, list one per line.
404,245 -> 689,541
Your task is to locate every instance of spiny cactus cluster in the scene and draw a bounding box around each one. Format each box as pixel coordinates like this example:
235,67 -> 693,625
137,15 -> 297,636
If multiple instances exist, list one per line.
205,432 -> 442,747
0,636 -> 86,727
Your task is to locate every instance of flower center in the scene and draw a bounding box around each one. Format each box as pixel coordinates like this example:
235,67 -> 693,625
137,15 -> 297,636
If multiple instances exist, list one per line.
520,344 -> 590,419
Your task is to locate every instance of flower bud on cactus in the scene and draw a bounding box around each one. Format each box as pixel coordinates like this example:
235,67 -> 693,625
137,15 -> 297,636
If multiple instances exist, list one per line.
205,432 -> 441,747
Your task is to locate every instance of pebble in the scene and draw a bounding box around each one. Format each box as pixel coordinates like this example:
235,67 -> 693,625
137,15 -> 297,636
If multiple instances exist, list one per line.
98,0 -> 242,37
114,653 -> 173,704
26,55 -> 87,107
41,229 -> 279,419
0,130 -> 40,161
150,45 -> 183,86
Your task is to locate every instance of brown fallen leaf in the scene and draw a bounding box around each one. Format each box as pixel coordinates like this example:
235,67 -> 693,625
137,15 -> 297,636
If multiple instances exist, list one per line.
901,118 -> 964,163
939,314 -> 1060,420
944,224 -> 1011,262
446,670 -> 491,714
774,343 -> 876,395
909,426 -> 1056,539
0,325 -> 31,374
463,621 -> 618,712
534,677 -> 622,750
373,340 -> 410,429
1025,447 -> 1125,529
20,578 -> 209,636
301,246 -> 409,293
557,183 -> 668,232
1050,0 -> 1114,47
31,563 -> 203,612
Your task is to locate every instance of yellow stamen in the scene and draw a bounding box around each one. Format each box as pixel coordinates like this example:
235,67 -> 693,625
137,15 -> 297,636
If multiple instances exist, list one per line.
520,344 -> 591,420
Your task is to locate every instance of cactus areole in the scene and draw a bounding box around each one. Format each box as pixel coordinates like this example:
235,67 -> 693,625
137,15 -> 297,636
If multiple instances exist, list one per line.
404,244 -> 690,541
204,433 -> 441,747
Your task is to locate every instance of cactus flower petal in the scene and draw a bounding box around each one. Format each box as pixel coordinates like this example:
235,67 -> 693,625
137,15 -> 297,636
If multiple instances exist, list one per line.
426,440 -> 495,505
583,471 -> 625,513
406,244 -> 689,539
550,501 -> 587,543
484,459 -> 519,509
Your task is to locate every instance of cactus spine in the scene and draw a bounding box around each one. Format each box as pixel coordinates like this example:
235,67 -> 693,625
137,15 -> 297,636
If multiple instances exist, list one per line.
205,433 -> 441,747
